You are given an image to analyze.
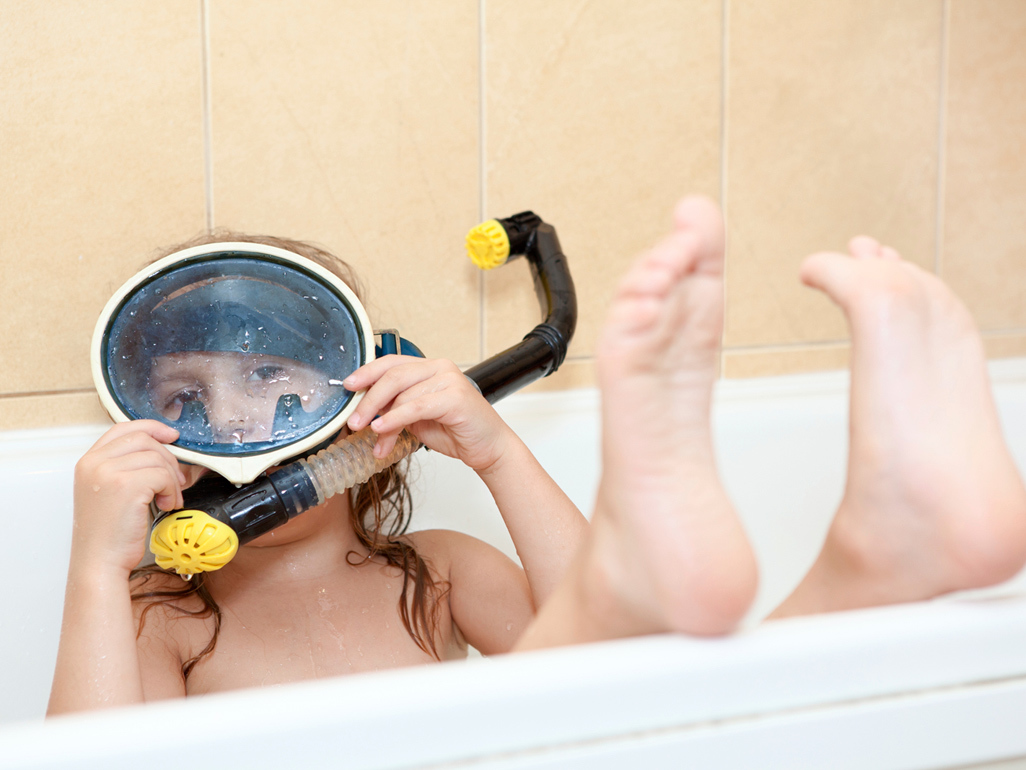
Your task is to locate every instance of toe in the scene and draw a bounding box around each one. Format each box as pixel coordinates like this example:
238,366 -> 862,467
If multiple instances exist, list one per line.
849,236 -> 883,260
673,196 -> 724,271
880,245 -> 902,261
799,250 -> 860,306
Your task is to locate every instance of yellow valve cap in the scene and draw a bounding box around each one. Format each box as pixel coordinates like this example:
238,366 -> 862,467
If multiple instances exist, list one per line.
465,220 -> 510,270
150,510 -> 239,576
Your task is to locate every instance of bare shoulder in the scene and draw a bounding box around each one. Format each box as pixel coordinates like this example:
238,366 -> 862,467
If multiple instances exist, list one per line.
405,529 -> 524,580
404,529 -> 506,565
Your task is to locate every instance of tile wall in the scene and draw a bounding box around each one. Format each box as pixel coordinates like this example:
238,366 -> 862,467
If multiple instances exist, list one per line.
2,0 -> 1024,429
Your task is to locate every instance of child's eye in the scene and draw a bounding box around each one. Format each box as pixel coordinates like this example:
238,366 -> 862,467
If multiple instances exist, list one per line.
248,365 -> 287,383
162,389 -> 202,417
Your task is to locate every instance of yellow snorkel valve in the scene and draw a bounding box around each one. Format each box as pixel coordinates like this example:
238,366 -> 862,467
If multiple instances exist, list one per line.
150,510 -> 239,577
465,219 -> 511,270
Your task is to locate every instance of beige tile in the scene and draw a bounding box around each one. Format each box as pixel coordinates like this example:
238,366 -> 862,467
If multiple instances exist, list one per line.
722,344 -> 850,379
983,333 -> 1026,361
484,0 -> 723,366
0,2 -> 207,402
941,0 -> 1026,331
209,0 -> 480,363
725,0 -> 943,348
0,392 -> 110,432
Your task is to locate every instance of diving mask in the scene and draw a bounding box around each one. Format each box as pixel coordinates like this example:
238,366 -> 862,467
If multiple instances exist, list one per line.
91,242 -> 374,485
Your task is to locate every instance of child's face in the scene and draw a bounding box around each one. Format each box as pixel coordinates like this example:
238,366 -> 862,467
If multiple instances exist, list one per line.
148,351 -> 332,444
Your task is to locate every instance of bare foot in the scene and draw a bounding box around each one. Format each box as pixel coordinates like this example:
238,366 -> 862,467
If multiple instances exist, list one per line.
772,237 -> 1026,617
517,197 -> 758,648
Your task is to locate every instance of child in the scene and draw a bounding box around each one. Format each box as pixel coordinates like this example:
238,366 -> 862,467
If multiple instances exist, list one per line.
48,233 -> 589,713
513,195 -> 1026,650
51,197 -> 1026,710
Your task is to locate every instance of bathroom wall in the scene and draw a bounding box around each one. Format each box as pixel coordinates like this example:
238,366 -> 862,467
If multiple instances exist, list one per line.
2,0 -> 1024,430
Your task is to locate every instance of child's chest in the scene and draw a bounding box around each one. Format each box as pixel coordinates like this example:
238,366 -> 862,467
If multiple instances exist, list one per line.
186,569 -> 465,693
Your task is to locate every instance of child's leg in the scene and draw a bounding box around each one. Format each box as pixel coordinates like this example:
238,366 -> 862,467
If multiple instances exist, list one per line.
516,197 -> 758,649
771,239 -> 1026,617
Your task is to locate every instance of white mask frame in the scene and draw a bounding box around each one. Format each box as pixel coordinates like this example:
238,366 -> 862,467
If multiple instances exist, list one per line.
90,242 -> 374,485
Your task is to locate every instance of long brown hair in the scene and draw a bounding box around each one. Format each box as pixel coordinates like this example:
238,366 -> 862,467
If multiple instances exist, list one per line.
131,231 -> 448,680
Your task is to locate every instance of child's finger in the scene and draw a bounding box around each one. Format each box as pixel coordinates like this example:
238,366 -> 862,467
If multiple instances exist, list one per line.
370,391 -> 452,436
134,466 -> 185,512
111,449 -> 187,496
348,360 -> 448,430
342,354 -> 420,391
371,429 -> 402,459
95,450 -> 185,510
94,430 -> 187,486
90,420 -> 179,452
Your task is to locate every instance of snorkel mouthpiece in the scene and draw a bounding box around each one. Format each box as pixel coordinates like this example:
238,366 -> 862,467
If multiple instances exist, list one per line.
150,427 -> 418,575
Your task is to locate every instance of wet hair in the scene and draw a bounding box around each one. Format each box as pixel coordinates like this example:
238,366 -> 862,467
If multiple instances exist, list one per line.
130,231 -> 449,680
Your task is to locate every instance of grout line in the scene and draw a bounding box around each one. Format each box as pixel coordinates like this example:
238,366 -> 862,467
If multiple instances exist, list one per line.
201,0 -> 215,232
934,0 -> 951,276
982,328 -> 1026,338
724,340 -> 852,355
0,389 -> 95,401
478,0 -> 487,363
719,0 -> 731,375
719,0 -> 730,217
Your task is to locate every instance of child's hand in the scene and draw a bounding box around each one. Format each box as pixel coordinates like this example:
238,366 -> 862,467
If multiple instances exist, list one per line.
343,356 -> 514,472
73,421 -> 186,574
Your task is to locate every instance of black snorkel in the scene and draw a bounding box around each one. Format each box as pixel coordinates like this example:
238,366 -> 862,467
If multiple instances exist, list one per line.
149,213 -> 577,576
465,212 -> 576,401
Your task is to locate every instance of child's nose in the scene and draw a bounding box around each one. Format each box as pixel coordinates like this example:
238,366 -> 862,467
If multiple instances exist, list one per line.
205,394 -> 249,440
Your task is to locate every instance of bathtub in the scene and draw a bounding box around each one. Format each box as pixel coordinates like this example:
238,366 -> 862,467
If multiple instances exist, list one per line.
3,362 -> 1026,769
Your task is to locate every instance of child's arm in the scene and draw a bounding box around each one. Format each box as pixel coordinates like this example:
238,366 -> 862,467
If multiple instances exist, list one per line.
48,421 -> 187,714
344,356 -> 589,611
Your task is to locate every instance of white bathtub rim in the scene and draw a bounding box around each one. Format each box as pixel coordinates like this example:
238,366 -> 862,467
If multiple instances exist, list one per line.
4,593 -> 1026,770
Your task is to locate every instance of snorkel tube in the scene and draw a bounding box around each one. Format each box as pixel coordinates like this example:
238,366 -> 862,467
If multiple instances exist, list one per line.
149,213 -> 577,577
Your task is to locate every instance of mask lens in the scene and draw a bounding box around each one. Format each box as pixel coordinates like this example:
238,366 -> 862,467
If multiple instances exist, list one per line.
101,253 -> 366,457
